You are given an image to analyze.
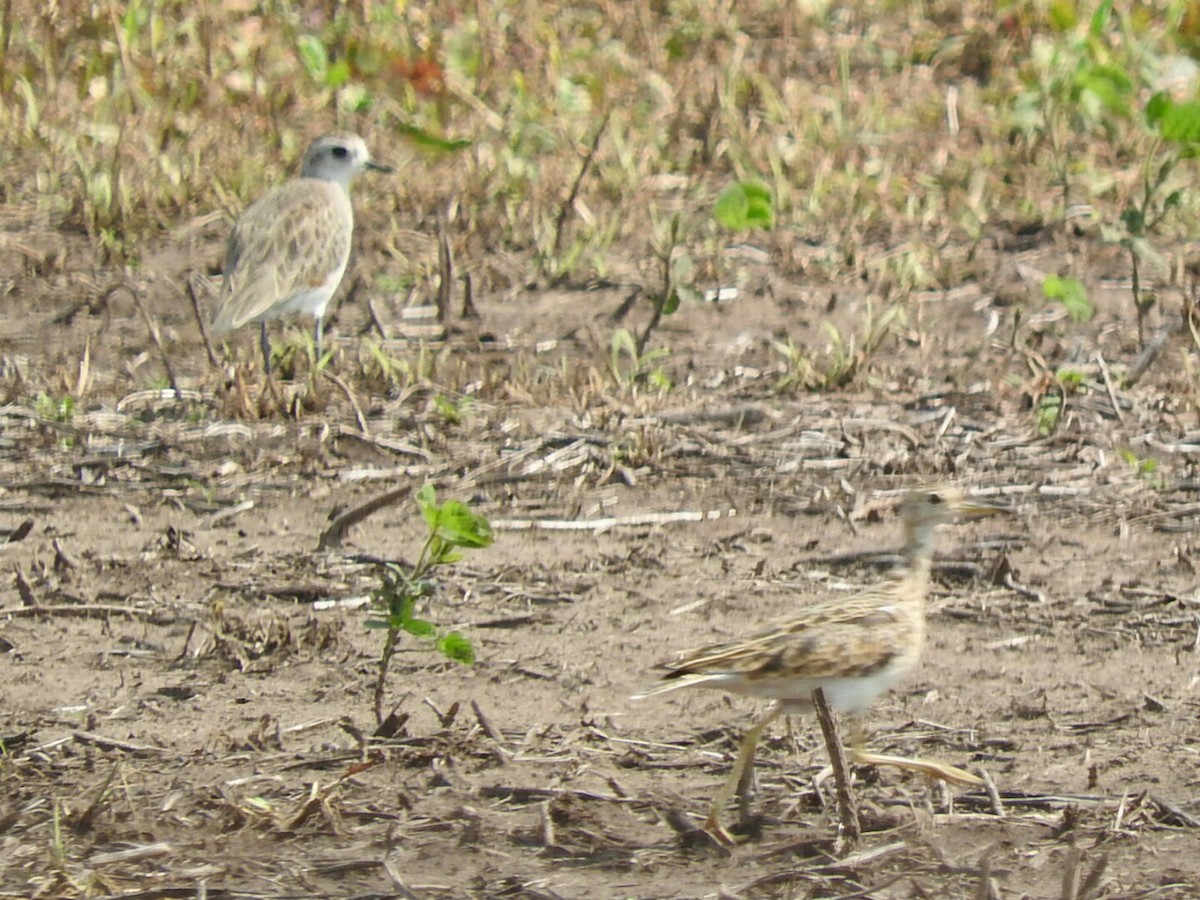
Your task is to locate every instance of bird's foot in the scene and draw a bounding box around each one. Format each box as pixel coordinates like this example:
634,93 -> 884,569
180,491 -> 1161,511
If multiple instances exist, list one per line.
702,814 -> 739,848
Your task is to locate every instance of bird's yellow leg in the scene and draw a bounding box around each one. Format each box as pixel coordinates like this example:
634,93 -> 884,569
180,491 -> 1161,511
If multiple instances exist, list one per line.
847,718 -> 982,786
705,707 -> 781,845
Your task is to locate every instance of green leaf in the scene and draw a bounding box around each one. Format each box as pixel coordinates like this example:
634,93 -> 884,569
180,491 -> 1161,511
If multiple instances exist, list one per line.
1088,0 -> 1113,37
663,289 -> 680,316
1158,99 -> 1200,146
416,483 -> 439,531
389,593 -> 416,623
1056,368 -> 1084,389
402,617 -> 436,637
1120,206 -> 1144,235
327,59 -> 351,89
434,500 -> 494,548
395,122 -> 472,154
297,35 -> 328,83
1042,274 -> 1093,322
436,631 -> 475,665
713,180 -> 774,231
430,546 -> 463,565
1145,91 -> 1172,128
1073,64 -> 1132,117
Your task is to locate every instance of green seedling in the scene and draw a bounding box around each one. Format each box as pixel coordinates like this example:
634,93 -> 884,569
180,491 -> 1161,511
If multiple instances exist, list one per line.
1035,392 -> 1063,436
1114,92 -> 1200,348
610,327 -> 671,390
1056,367 -> 1086,391
433,394 -> 472,425
772,337 -> 820,392
1042,274 -> 1094,322
366,484 -> 493,726
271,328 -> 336,380
35,392 -> 77,423
713,180 -> 774,231
774,301 -> 902,392
1011,0 -> 1132,210
635,209 -> 704,355
1119,448 -> 1162,483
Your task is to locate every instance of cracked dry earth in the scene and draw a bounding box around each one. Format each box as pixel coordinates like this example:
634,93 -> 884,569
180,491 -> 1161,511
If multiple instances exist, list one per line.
2,225 -> 1200,899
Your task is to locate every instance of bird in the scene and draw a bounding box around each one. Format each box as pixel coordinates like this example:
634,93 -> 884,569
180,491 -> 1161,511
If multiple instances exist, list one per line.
209,133 -> 392,373
633,486 -> 1009,845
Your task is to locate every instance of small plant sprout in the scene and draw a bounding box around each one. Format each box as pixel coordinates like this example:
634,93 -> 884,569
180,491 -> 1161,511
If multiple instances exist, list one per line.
713,180 -> 774,231
1117,91 -> 1200,348
1042,274 -> 1094,322
1011,0 -> 1132,210
610,327 -> 671,391
35,392 -> 77,423
639,211 -> 701,356
367,485 -> 493,726
1119,448 -> 1163,484
773,301 -> 903,392
433,394 -> 471,425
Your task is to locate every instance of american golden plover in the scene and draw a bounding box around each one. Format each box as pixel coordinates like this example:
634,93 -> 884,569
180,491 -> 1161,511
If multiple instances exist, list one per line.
210,133 -> 391,372
635,486 -> 1008,844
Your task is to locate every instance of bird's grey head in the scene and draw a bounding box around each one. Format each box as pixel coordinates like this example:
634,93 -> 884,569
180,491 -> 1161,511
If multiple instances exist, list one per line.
901,485 -> 1009,526
300,134 -> 392,188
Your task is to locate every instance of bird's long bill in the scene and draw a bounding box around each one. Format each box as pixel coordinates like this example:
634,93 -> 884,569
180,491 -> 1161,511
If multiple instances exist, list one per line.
365,160 -> 394,174
956,498 -> 1013,519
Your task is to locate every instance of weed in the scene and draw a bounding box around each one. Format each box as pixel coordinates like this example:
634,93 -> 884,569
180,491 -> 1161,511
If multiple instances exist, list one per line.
774,301 -> 903,392
1035,391 -> 1063,436
433,394 -> 471,425
35,392 -> 76,423
638,211 -> 701,356
610,328 -> 671,391
1043,274 -> 1094,322
1010,0 -> 1132,210
1113,91 -> 1200,347
1120,448 -> 1165,486
713,180 -> 774,231
366,485 -> 493,726
358,338 -> 415,395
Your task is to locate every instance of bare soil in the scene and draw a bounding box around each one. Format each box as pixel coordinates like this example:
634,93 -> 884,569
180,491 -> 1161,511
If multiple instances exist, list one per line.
3,223 -> 1200,900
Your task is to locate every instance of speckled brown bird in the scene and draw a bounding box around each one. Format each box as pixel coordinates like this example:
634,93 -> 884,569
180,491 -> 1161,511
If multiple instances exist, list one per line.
635,486 -> 1008,843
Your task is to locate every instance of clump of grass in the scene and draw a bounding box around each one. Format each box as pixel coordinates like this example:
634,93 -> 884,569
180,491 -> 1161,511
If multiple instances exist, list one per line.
773,300 -> 903,392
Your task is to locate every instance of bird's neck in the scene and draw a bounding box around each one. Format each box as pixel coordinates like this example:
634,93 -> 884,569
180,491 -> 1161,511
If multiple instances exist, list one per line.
302,170 -> 355,192
897,519 -> 938,589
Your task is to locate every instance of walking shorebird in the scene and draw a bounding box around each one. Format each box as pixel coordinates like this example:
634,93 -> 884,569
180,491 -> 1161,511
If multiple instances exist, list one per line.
634,486 -> 1009,845
210,133 -> 392,372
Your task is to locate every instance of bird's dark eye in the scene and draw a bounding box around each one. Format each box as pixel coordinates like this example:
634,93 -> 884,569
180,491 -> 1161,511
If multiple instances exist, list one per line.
331,146 -> 349,158
926,491 -> 943,505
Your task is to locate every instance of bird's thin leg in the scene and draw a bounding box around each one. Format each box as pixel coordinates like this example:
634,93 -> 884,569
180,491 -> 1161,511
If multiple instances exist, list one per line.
734,729 -> 759,825
706,706 -> 780,845
260,322 -> 272,375
314,316 -> 324,360
812,688 -> 859,842
848,719 -> 982,787
849,746 -> 982,786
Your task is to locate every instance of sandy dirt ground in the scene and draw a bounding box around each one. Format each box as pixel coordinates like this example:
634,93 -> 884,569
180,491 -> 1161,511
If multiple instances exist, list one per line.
2,221 -> 1200,900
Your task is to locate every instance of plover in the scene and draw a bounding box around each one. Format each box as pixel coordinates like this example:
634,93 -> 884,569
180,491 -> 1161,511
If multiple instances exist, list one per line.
210,133 -> 391,372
